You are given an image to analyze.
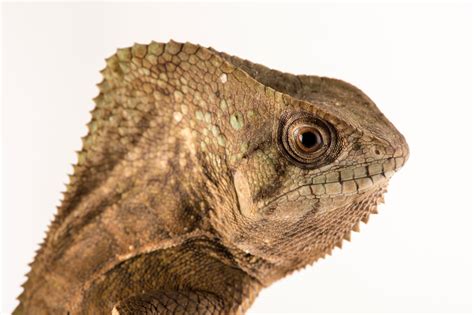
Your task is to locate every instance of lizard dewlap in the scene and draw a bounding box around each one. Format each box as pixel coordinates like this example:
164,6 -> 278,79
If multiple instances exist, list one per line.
15,40 -> 409,314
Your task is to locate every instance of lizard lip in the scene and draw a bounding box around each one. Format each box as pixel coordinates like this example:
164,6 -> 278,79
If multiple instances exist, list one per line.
261,156 -> 407,207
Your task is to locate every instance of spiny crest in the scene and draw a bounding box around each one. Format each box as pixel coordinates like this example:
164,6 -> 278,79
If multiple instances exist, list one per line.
55,41 -> 185,222
314,190 -> 385,264
16,211 -> 57,302
16,41 -> 198,306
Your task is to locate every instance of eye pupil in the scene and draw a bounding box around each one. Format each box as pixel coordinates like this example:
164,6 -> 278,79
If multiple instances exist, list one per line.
294,127 -> 323,153
299,131 -> 318,148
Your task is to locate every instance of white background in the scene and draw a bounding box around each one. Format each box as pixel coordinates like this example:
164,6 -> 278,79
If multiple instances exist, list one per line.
1,2 -> 472,314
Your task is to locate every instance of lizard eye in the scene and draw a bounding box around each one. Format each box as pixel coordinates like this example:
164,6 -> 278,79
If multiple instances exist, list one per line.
278,112 -> 340,168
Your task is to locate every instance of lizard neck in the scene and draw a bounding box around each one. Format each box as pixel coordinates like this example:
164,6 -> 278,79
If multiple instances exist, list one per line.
21,109 -> 220,311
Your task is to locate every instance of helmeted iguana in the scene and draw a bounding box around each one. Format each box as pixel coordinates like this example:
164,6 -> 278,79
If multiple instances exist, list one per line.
14,40 -> 409,314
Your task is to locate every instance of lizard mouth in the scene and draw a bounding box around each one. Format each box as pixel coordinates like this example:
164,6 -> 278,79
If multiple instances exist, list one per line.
261,155 -> 407,208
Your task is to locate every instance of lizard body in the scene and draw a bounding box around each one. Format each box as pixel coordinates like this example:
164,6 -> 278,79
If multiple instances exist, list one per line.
14,40 -> 409,314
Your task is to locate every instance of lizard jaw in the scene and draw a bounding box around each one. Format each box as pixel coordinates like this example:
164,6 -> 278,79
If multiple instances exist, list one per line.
259,155 -> 407,211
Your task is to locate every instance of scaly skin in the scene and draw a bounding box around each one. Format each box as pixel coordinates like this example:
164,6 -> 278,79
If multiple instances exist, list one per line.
14,40 -> 409,314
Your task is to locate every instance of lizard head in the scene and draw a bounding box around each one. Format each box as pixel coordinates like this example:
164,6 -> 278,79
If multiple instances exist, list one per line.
211,53 -> 409,279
